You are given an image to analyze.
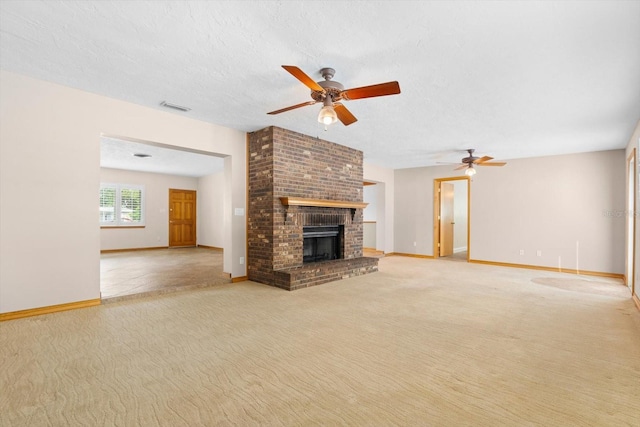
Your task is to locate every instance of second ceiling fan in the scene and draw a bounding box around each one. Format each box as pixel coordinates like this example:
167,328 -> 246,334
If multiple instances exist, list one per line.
267,65 -> 401,126
452,149 -> 507,176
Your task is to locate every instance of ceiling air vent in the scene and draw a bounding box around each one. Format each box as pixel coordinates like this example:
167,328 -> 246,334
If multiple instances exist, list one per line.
160,101 -> 191,112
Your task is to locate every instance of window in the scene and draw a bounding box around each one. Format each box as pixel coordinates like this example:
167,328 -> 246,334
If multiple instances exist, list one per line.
100,183 -> 145,226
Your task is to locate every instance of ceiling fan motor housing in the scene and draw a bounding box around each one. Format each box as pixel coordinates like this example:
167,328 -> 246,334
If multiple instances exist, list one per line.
311,68 -> 344,102
462,155 -> 480,164
462,149 -> 479,164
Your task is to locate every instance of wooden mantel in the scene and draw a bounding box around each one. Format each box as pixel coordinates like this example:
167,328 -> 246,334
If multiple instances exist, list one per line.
279,197 -> 368,210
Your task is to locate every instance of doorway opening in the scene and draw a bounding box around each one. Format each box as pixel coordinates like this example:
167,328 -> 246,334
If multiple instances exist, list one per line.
363,180 -> 384,257
433,177 -> 470,261
627,149 -> 636,294
99,134 -> 228,301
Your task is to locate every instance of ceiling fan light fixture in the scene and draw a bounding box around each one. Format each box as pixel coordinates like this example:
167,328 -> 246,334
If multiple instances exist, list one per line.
318,105 -> 338,125
465,165 -> 476,176
269,65 -> 399,127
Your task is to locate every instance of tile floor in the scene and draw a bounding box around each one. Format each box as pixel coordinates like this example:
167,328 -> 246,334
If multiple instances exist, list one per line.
101,247 -> 385,303
100,247 -> 231,302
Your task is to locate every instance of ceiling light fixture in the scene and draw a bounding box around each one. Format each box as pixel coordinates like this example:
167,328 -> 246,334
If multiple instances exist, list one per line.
318,97 -> 338,127
465,164 -> 476,176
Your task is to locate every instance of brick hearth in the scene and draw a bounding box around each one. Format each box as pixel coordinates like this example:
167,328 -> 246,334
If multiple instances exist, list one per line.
247,126 -> 378,290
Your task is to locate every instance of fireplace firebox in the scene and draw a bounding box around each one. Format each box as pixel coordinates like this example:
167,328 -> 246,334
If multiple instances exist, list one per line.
303,226 -> 343,263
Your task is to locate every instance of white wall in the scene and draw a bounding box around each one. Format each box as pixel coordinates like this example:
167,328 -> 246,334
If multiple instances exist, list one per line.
363,185 -> 377,249
394,150 -> 625,274
393,166 -> 437,255
198,171 -> 225,248
0,70 -> 246,313
100,168 -> 198,251
363,185 -> 377,221
364,162 -> 395,254
363,223 -> 377,249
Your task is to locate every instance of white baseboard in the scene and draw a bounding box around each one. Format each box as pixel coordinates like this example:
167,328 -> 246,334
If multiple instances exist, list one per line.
454,247 -> 468,253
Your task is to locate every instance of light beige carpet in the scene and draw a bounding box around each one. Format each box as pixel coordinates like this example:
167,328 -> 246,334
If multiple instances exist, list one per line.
1,256 -> 639,426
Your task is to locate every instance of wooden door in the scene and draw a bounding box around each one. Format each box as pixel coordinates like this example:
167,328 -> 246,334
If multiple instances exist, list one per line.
439,182 -> 454,257
169,189 -> 196,247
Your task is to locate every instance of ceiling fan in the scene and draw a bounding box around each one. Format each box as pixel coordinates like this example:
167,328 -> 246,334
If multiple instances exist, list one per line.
267,65 -> 401,126
451,149 -> 507,176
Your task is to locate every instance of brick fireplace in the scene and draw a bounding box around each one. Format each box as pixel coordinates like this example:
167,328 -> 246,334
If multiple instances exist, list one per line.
247,126 -> 378,290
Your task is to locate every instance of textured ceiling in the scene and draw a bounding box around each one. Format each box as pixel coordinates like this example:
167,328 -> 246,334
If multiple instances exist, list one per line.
1,0 -> 639,171
100,136 -> 224,178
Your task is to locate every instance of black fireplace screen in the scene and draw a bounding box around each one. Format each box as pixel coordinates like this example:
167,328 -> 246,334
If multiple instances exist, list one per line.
303,226 -> 342,263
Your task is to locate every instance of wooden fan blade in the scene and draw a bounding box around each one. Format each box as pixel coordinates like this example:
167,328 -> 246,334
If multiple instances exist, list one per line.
341,81 -> 401,101
267,101 -> 318,115
477,162 -> 507,166
474,156 -> 494,164
282,65 -> 325,92
454,164 -> 468,170
334,103 -> 358,126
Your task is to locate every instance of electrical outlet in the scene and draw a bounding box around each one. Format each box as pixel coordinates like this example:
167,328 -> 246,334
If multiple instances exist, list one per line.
537,250 -> 542,257
413,241 -> 417,247
519,249 -> 524,255
239,257 -> 245,265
